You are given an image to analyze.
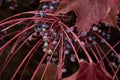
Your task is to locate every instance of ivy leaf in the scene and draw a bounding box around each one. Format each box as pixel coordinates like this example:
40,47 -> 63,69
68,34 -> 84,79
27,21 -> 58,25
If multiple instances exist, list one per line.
63,61 -> 113,80
56,0 -> 120,32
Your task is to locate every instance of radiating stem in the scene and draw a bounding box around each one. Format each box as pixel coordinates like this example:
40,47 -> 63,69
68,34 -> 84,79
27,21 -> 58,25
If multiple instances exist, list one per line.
60,22 -> 93,63
0,24 -> 35,57
93,32 -> 120,59
11,39 -> 42,80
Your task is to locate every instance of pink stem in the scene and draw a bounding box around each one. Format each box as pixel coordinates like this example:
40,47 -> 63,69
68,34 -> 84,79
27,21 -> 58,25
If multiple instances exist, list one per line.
60,25 -> 80,63
0,38 -> 28,75
93,32 -> 120,59
0,24 -> 35,57
0,17 -> 35,27
20,40 -> 43,80
93,43 -> 105,68
11,39 -> 42,80
31,49 -> 48,79
96,44 -> 118,80
1,21 -> 24,32
4,36 -> 22,63
89,45 -> 100,62
113,65 -> 120,79
0,11 -> 37,23
101,40 -> 120,60
41,39 -> 61,80
0,30 -> 21,40
60,22 -> 93,63
58,31 -> 64,80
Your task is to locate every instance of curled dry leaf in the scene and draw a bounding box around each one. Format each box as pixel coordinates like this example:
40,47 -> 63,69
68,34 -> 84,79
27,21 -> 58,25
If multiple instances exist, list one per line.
63,61 -> 113,80
56,0 -> 120,32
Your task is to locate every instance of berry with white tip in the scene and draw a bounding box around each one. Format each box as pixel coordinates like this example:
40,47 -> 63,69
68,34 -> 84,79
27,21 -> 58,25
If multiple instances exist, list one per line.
111,62 -> 117,68
98,29 -> 102,33
50,1 -> 59,6
70,27 -> 74,31
43,48 -> 47,52
64,50 -> 69,55
39,32 -> 43,35
88,37 -> 92,41
51,29 -> 54,32
28,36 -> 33,41
81,31 -> 87,37
42,5 -> 48,10
70,55 -> 76,62
39,11 -> 46,17
44,33 -> 48,36
57,64 -> 60,68
62,68 -> 67,73
105,22 -> 108,27
92,26 -> 98,31
92,41 -> 97,45
49,5 -> 54,10
74,39 -> 77,42
48,49 -> 53,55
53,32 -> 57,37
42,23 -> 49,28
106,34 -> 110,40
80,59 -> 84,62
117,58 -> 120,63
9,6 -> 15,10
66,29 -> 70,33
35,28 -> 41,32
52,40 -> 57,45
33,32 -> 37,36
43,36 -> 49,41
42,28 -> 46,32
66,27 -> 74,33
102,32 -> 106,37
44,42 -> 48,47
60,33 -> 62,37
81,41 -> 85,46
100,39 -> 104,43
66,44 -> 71,49
52,58 -> 58,63
111,52 -> 115,57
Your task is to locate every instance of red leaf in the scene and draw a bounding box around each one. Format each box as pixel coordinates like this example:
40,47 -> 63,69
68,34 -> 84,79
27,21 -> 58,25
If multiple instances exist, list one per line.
76,61 -> 113,80
63,61 -> 113,80
56,0 -> 120,32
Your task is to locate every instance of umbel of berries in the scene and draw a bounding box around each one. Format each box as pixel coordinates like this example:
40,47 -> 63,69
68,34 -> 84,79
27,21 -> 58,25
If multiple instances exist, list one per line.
0,0 -> 120,80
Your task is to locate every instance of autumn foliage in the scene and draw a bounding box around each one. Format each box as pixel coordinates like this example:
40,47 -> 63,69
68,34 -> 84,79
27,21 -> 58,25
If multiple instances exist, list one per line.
0,0 -> 120,80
